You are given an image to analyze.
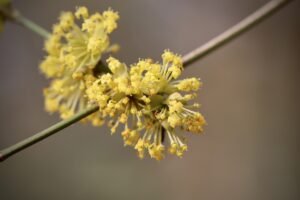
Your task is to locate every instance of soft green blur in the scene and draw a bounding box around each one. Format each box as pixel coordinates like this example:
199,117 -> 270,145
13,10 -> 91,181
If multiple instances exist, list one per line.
0,0 -> 299,200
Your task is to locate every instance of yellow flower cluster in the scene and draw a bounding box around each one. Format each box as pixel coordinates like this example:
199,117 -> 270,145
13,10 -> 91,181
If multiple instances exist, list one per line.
41,6 -> 206,160
40,6 -> 119,119
87,50 -> 206,160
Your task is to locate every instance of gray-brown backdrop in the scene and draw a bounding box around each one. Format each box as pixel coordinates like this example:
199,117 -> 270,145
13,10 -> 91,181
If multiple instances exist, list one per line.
0,0 -> 299,200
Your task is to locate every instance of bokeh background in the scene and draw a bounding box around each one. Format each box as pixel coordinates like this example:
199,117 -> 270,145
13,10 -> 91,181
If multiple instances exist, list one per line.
0,0 -> 299,200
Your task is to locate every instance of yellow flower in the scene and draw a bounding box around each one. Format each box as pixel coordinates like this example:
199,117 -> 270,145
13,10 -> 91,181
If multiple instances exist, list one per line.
75,6 -> 89,19
40,56 -> 64,78
40,6 -> 119,120
176,77 -> 202,91
87,50 -> 206,160
86,57 -> 149,135
43,73 -> 94,119
40,6 -> 119,79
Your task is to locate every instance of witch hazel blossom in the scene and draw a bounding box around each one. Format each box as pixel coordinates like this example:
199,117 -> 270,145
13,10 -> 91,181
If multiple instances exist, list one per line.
86,50 -> 206,160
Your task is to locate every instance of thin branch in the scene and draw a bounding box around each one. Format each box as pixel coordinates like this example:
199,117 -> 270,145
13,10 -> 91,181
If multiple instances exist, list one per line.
0,0 -> 293,162
0,106 -> 98,162
13,12 -> 50,39
0,7 -> 50,38
182,0 -> 292,66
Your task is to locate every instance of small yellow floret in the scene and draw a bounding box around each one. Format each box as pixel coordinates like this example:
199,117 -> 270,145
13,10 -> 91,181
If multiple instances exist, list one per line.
75,6 -> 89,19
176,78 -> 201,91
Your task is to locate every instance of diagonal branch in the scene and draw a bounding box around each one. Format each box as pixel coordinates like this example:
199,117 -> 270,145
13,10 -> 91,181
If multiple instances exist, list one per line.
0,6 -> 50,38
0,0 -> 293,162
182,0 -> 292,66
0,106 -> 98,161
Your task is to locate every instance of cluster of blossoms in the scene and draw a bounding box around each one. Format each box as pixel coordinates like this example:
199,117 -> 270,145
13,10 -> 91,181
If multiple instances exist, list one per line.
40,6 -> 119,119
86,52 -> 206,160
40,7 -> 206,160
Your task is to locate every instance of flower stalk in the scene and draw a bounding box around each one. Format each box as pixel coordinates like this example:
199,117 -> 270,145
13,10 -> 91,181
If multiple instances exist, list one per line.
13,12 -> 50,38
0,0 -> 293,162
0,6 -> 50,38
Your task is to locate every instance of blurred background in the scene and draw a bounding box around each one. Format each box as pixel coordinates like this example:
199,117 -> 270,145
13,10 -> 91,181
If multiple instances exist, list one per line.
0,0 -> 299,199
